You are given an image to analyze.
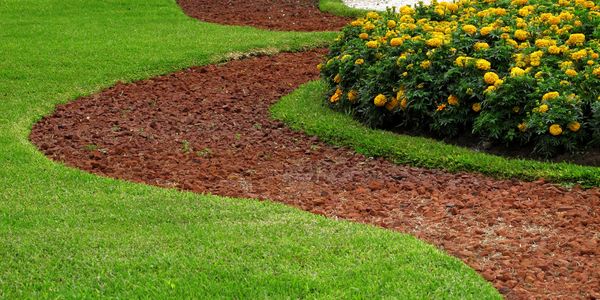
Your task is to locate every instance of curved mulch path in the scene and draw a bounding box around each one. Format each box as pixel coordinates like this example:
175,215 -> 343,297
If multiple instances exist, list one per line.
176,0 -> 350,31
31,50 -> 600,299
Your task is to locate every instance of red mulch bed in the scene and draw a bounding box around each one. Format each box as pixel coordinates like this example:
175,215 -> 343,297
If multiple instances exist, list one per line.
176,0 -> 351,31
30,50 -> 600,299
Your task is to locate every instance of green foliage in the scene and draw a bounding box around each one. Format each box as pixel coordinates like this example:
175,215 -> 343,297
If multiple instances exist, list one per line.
319,1 -> 600,156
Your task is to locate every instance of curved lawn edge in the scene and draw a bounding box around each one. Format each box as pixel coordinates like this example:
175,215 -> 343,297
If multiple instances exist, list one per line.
2,0 -> 500,298
272,80 -> 600,188
319,0 -> 369,17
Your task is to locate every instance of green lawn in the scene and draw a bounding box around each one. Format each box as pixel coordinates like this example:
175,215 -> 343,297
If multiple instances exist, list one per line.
0,0 -> 500,298
272,81 -> 600,187
319,0 -> 369,17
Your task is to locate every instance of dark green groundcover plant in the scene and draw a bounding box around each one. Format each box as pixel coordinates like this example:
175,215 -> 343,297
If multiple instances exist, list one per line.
320,0 -> 600,157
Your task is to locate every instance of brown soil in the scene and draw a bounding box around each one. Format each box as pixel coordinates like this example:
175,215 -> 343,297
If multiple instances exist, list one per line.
30,50 -> 600,299
176,0 -> 351,31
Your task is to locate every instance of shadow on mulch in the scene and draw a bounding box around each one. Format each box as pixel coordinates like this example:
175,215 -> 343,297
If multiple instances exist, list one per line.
30,50 -> 600,300
176,0 -> 351,31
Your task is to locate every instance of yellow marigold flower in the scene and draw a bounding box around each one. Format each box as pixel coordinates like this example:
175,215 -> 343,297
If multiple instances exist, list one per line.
484,85 -> 496,93
565,69 -> 578,77
396,89 -> 405,100
538,104 -> 549,113
535,71 -> 543,79
548,16 -> 561,25
363,22 -> 375,31
530,50 -> 543,59
484,72 -> 500,85
518,7 -> 530,16
542,91 -> 560,101
355,58 -> 364,65
366,11 -> 379,19
593,68 -> 600,76
560,80 -> 571,86
366,41 -> 379,48
420,60 -> 431,69
566,33 -> 585,46
455,56 -> 468,67
448,95 -> 459,106
447,3 -> 459,12
400,98 -> 408,109
506,39 -> 519,48
359,33 -> 369,40
480,26 -> 494,36
472,102 -> 482,112
385,97 -> 399,110
518,122 -> 527,132
437,103 -> 447,111
387,20 -> 397,28
548,46 -> 561,55
462,25 -> 477,35
390,37 -> 403,47
571,49 -> 588,60
330,89 -> 343,103
351,19 -> 364,27
476,59 -> 491,70
514,29 -> 529,41
494,79 -> 504,87
400,5 -> 415,15
316,63 -> 323,71
587,60 -> 595,65
512,0 -> 528,5
334,74 -> 342,83
559,61 -> 574,69
474,42 -> 490,51
374,94 -> 387,107
568,121 -> 581,132
535,39 -> 555,48
510,67 -> 526,77
347,90 -> 358,102
549,124 -> 563,136
426,37 -> 443,48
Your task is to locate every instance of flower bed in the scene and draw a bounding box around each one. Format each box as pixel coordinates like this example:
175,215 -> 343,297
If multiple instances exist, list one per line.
320,0 -> 600,156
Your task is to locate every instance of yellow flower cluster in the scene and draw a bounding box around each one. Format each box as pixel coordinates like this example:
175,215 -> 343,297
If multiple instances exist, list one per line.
321,0 -> 600,153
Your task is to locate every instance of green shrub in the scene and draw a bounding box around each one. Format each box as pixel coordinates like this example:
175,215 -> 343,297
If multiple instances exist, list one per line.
319,0 -> 600,156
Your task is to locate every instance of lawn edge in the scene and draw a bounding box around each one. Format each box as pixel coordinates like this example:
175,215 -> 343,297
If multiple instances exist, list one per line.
319,0 -> 369,17
272,80 -> 600,188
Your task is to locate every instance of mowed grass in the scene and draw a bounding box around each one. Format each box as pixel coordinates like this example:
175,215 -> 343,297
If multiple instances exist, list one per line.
319,0 -> 369,17
0,0 -> 500,298
272,81 -> 600,187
